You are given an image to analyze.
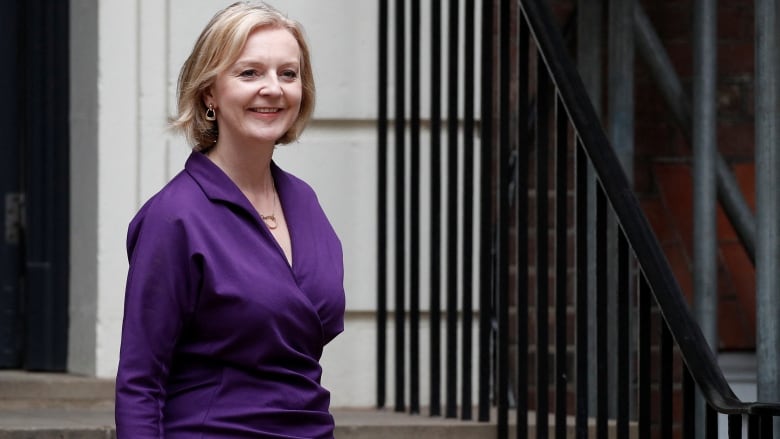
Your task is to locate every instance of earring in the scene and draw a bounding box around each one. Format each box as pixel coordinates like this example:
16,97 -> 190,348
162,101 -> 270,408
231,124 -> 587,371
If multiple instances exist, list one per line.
205,104 -> 216,121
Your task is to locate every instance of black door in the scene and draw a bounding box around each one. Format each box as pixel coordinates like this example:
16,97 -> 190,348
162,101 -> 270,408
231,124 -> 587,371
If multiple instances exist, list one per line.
0,0 -> 24,368
0,0 -> 70,371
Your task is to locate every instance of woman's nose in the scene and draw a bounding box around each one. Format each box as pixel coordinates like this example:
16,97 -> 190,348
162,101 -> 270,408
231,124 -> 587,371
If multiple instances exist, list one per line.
259,75 -> 283,96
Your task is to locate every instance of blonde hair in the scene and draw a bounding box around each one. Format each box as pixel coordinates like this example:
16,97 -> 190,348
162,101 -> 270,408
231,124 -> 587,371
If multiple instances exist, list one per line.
171,1 -> 315,151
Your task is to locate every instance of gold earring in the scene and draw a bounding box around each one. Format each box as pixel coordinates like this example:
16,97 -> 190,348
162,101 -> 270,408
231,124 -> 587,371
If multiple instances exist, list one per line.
205,104 -> 216,121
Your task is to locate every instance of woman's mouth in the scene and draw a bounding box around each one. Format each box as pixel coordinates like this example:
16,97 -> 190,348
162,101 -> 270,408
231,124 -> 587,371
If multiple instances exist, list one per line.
249,107 -> 281,114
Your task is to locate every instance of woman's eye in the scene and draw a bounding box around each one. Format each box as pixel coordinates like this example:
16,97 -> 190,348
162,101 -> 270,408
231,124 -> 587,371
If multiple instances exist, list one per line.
281,70 -> 298,80
239,69 -> 258,78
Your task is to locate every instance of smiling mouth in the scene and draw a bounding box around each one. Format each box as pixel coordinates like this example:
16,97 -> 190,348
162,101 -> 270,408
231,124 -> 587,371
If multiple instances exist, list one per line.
249,107 -> 281,113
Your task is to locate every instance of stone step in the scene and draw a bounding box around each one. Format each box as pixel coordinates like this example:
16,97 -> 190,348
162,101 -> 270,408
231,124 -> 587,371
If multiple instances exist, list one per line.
0,407 -> 498,439
0,372 -> 638,438
0,407 -> 639,439
0,371 -> 498,438
0,371 -> 114,409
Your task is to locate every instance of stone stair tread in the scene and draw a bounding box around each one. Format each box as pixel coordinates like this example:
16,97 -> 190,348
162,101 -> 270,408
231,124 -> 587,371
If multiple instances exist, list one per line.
0,407 -> 488,428
0,407 -> 498,439
0,372 -> 635,437
0,407 -> 114,430
0,371 -> 114,402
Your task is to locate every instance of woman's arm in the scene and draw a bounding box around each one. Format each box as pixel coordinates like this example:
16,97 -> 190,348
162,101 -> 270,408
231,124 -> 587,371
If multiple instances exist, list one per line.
115,204 -> 199,438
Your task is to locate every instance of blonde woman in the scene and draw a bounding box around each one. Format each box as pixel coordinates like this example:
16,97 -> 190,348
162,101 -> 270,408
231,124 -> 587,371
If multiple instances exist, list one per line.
115,2 -> 345,437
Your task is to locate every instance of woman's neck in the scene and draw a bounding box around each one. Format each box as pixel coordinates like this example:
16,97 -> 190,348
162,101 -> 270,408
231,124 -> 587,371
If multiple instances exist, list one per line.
206,141 -> 276,195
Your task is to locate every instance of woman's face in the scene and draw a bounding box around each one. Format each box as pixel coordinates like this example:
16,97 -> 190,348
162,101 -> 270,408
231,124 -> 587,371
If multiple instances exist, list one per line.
207,27 -> 303,150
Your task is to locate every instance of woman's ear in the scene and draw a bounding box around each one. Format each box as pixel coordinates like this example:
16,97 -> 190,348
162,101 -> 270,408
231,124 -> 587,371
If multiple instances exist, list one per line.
203,88 -> 215,108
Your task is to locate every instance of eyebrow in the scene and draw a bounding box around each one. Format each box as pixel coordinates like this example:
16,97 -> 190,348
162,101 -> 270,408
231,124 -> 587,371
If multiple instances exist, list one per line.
233,59 -> 300,69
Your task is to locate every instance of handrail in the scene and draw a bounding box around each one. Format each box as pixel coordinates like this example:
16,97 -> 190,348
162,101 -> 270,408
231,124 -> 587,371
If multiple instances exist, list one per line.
519,0 -> 780,417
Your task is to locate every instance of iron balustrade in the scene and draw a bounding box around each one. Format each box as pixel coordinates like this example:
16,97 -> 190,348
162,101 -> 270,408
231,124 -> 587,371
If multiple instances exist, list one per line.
376,0 -> 780,437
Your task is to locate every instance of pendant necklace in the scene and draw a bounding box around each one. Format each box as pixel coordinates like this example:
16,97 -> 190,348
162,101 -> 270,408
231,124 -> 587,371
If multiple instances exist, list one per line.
260,181 -> 278,230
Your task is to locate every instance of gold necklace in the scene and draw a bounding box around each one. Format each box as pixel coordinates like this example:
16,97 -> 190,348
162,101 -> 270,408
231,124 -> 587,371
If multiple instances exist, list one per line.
260,181 -> 278,230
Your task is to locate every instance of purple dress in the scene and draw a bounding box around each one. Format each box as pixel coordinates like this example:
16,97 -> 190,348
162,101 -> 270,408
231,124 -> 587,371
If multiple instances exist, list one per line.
115,152 -> 346,438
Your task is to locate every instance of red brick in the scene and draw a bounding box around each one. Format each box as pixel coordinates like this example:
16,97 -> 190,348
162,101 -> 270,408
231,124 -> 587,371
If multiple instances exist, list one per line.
654,163 -> 695,255
644,4 -> 692,42
661,243 -> 694,304
732,162 -> 756,209
718,4 -> 754,41
642,198 -> 678,245
663,40 -> 694,77
716,203 -> 739,242
635,121 -> 689,158
717,286 -> 753,349
636,82 -> 675,120
719,41 -> 755,76
718,242 -> 756,348
717,81 -> 750,119
718,120 -> 755,159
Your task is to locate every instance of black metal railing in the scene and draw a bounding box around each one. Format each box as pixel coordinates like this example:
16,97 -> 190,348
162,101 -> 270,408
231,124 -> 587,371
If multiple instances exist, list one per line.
376,0 -> 780,437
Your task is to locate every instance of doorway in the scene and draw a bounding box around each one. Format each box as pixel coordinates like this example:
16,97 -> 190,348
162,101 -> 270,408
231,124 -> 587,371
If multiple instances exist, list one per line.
0,0 -> 70,371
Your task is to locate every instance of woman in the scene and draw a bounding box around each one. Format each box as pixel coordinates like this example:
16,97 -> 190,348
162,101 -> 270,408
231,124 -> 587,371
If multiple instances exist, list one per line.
114,2 -> 346,437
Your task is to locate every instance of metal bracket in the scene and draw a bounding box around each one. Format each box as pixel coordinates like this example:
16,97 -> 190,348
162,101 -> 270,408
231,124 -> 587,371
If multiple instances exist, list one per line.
5,193 -> 25,245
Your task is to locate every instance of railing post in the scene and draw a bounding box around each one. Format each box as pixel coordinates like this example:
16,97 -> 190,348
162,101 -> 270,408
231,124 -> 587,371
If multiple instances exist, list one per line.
637,275 -> 651,439
692,0 -> 719,437
728,414 -> 743,439
683,367 -> 696,438
616,232 -> 629,438
554,95 -> 569,439
706,404 -> 718,437
430,0 -> 443,418
607,0 -> 634,182
575,140 -> 589,439
755,0 -> 780,435
392,0 -> 406,413
596,186 -> 608,439
445,0 -> 460,420
376,0 -> 388,411
515,11 -> 531,439
409,0 -> 421,416
660,324 -> 674,438
761,416 -> 774,438
576,0 -> 603,418
496,0 -> 511,436
477,0 -> 494,424
748,414 -> 759,437
535,47 -> 552,439
461,0 -> 476,422
692,0 -> 718,350
607,0 -> 635,422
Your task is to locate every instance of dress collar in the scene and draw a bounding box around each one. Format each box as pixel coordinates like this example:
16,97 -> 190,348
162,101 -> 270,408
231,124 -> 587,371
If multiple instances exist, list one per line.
184,151 -> 288,207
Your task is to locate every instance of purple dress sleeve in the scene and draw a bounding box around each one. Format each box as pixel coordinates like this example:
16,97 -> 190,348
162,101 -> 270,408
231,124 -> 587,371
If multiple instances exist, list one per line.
115,186 -> 202,437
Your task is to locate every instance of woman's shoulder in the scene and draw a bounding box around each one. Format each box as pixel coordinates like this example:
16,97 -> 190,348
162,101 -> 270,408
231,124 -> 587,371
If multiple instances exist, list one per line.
273,162 -> 320,201
127,170 -> 208,242
138,171 -> 205,221
125,170 -> 210,258
274,163 -> 311,187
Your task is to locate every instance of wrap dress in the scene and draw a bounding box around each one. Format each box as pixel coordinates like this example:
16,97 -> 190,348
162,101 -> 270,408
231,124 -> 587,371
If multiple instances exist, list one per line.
115,151 -> 346,438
